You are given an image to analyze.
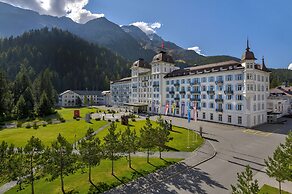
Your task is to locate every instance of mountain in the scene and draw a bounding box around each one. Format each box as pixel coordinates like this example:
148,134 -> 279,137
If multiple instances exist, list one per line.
0,28 -> 130,91
0,2 -> 238,65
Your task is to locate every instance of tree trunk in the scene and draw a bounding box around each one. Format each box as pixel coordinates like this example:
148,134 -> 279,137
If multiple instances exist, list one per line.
159,150 -> 162,159
128,152 -> 131,168
147,148 -> 149,163
61,169 -> 65,194
111,152 -> 114,175
279,181 -> 282,194
30,155 -> 34,194
89,165 -> 98,190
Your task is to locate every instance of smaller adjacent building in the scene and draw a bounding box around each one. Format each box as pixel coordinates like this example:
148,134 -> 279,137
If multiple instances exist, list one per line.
58,90 -> 111,107
110,77 -> 132,107
267,86 -> 292,122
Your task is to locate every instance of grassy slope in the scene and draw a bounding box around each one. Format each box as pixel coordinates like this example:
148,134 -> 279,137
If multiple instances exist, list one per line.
96,120 -> 204,152
259,184 -> 291,194
0,108 -> 108,147
6,157 -> 181,194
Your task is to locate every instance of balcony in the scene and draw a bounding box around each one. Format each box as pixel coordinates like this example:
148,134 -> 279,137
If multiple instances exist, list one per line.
215,98 -> 224,103
169,90 -> 175,94
179,90 -> 186,94
191,90 -> 201,94
216,108 -> 223,112
224,90 -> 234,95
153,83 -> 160,87
215,80 -> 224,85
207,90 -> 215,95
191,81 -> 200,85
132,85 -> 137,88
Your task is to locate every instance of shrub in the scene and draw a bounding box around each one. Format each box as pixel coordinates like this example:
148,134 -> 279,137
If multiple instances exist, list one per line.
33,122 -> 38,129
17,122 -> 23,128
131,118 -> 136,122
95,118 -> 101,121
47,120 -> 53,124
42,123 -> 47,127
59,117 -> 66,123
26,124 -> 31,129
108,119 -> 112,122
121,115 -> 129,125
115,119 -> 119,122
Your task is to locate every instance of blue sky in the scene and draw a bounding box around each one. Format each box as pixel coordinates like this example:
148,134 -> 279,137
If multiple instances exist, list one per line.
85,0 -> 292,69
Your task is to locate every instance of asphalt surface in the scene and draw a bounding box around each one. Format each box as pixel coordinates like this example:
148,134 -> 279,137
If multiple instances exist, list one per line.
157,116 -> 291,194
108,116 -> 291,194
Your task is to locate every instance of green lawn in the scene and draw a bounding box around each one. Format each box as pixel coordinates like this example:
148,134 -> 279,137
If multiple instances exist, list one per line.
259,184 -> 291,194
96,120 -> 204,152
5,157 -> 181,194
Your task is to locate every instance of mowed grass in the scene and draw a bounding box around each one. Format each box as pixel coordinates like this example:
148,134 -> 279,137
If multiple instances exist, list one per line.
0,107 -> 108,147
259,184 -> 291,194
96,120 -> 204,152
5,157 -> 181,194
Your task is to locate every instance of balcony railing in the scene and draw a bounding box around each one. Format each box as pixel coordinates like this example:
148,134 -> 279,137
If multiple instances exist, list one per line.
215,80 -> 224,85
153,83 -> 160,87
191,81 -> 200,85
207,90 -> 215,95
179,90 -> 186,94
216,108 -> 223,112
169,90 -> 175,94
224,90 -> 234,95
215,98 -> 224,103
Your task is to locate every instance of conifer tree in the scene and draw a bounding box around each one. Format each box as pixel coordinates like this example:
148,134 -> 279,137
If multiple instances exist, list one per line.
80,128 -> 103,189
103,122 -> 121,175
14,95 -> 27,120
121,125 -> 139,168
155,116 -> 172,159
231,165 -> 259,194
45,134 -> 77,194
24,136 -> 44,194
140,117 -> 156,163
265,146 -> 288,194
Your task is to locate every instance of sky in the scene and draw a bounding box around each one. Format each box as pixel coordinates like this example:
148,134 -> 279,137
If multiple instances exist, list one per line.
1,0 -> 292,69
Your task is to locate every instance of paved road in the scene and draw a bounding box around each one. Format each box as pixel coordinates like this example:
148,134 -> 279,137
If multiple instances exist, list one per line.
108,116 -> 291,194
155,116 -> 291,194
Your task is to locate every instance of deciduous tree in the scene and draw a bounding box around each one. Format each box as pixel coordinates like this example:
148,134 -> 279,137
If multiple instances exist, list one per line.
140,117 -> 156,163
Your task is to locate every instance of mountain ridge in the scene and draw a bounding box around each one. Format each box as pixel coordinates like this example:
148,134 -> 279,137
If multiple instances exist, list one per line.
0,2 -> 238,66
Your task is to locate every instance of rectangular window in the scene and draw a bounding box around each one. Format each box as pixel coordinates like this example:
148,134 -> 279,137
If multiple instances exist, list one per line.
228,115 -> 232,123
238,116 -> 242,125
218,114 -> 222,122
203,112 -> 206,119
210,113 -> 213,120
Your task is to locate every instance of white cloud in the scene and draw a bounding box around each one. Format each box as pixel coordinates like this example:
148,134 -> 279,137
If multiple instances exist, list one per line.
0,0 -> 104,24
188,46 -> 206,56
288,63 -> 292,70
131,21 -> 162,35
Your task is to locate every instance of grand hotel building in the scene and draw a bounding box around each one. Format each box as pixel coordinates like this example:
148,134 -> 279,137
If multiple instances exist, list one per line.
110,43 -> 270,127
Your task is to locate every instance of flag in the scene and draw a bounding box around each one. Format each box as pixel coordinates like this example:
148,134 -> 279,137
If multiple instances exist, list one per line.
172,102 -> 176,115
181,102 -> 185,117
187,101 -> 191,123
193,103 -> 197,122
165,102 -> 169,115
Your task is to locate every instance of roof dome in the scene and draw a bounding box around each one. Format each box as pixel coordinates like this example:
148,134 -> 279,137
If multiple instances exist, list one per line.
152,51 -> 174,64
132,58 -> 151,69
241,40 -> 257,61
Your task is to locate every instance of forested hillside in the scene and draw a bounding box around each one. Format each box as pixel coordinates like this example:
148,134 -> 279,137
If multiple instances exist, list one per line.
0,28 -> 131,92
269,69 -> 292,88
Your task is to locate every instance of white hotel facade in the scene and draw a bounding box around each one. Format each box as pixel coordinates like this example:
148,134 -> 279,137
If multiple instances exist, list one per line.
110,43 -> 270,127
